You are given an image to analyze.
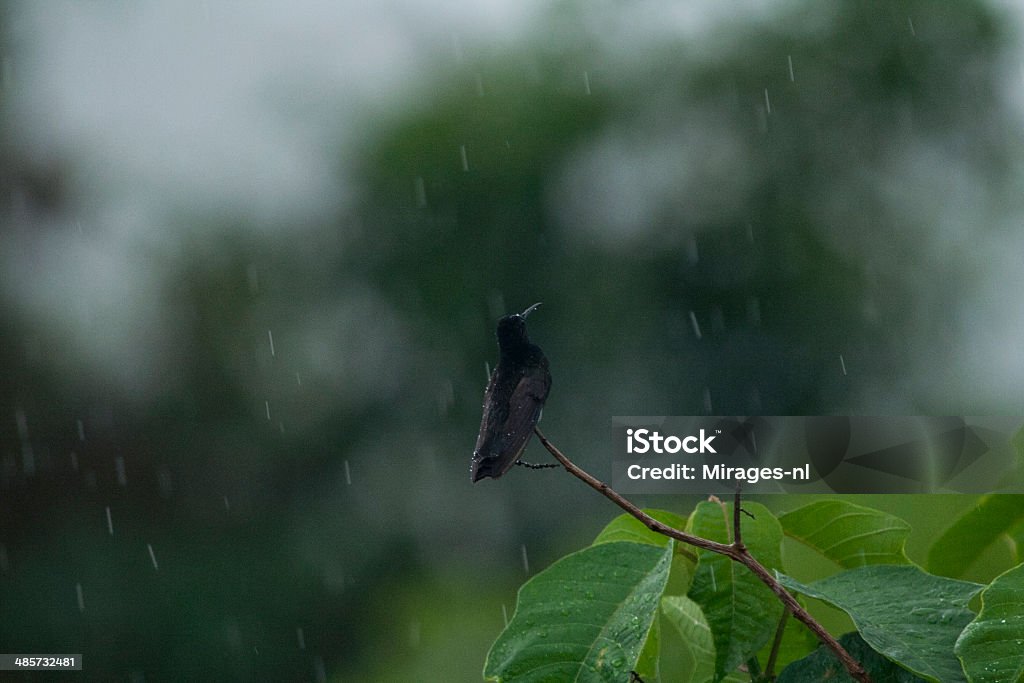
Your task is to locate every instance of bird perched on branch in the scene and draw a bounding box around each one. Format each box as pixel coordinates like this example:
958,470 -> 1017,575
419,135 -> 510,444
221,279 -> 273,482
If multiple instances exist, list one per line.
471,303 -> 552,482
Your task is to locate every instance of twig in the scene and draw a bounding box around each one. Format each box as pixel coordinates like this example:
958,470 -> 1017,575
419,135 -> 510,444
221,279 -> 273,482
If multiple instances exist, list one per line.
733,482 -> 744,549
515,459 -> 560,470
764,609 -> 790,681
533,427 -> 871,683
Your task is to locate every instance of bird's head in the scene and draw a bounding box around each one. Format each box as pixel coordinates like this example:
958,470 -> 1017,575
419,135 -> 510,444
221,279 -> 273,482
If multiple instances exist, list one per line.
496,302 -> 541,350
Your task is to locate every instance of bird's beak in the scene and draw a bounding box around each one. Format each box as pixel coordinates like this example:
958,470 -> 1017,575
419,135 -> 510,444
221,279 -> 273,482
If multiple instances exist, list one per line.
520,302 -> 543,318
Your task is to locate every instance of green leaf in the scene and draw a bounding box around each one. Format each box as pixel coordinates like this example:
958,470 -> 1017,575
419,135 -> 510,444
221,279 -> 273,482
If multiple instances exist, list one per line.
594,510 -> 695,598
634,609 -> 661,682
779,565 -> 983,683
1012,522 -> 1024,565
661,595 -> 716,683
779,500 -> 912,567
927,495 -> 1024,578
593,509 -> 690,548
687,500 -> 784,681
955,562 -> 1024,683
777,632 -> 928,682
484,541 -> 673,683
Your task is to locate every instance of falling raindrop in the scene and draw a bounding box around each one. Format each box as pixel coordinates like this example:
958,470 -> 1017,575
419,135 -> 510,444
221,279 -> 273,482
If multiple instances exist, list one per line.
709,567 -> 717,591
76,419 -> 86,442
501,604 -> 509,626
711,306 -> 725,334
1,56 -> 11,92
437,380 -> 454,416
459,145 -> 469,172
268,330 -> 275,357
343,460 -> 352,485
583,70 -> 591,95
147,543 -> 159,571
70,451 -> 79,471
296,627 -> 306,650
747,297 -> 761,326
414,177 -> 427,208
409,620 -> 421,648
749,386 -> 762,413
115,457 -> 127,487
908,17 -> 916,36
76,582 -> 85,611
452,33 -> 463,62
688,311 -> 702,340
703,388 -> 713,414
157,466 -> 173,498
764,88 -> 771,114
265,401 -> 271,421
488,291 -> 507,321
225,619 -> 243,650
247,264 -> 260,295
313,656 -> 327,683
787,55 -> 795,82
839,355 -> 848,376
521,544 -> 530,575
16,408 -> 34,477
484,361 -> 492,382
295,372 -> 302,386
105,506 -> 114,536
223,496 -> 231,511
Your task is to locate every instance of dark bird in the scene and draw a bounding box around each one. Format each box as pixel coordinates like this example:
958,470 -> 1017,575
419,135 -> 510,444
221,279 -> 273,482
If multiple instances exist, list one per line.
471,302 -> 552,482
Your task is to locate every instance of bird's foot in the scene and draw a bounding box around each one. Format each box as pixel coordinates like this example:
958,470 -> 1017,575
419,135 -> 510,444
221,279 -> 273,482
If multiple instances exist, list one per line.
515,460 -> 560,470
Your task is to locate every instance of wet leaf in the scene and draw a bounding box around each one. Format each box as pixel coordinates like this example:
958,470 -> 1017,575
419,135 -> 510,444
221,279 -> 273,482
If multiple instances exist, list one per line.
687,501 -> 784,681
954,562 -> 1024,683
780,565 -> 983,683
484,541 -> 673,682
780,500 -> 912,567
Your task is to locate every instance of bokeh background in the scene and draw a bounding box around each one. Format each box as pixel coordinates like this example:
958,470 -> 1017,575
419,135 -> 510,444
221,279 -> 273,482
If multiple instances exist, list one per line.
2,0 -> 1024,680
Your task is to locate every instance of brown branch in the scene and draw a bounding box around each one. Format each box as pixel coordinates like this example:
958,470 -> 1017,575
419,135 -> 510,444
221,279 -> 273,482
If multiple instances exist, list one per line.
533,427 -> 871,683
733,482 -> 744,549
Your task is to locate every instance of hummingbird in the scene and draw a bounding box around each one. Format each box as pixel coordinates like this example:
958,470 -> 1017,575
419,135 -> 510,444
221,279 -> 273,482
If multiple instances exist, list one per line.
471,302 -> 552,482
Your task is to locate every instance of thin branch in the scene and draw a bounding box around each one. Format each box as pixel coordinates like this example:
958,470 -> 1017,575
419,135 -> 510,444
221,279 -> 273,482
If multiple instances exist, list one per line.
533,429 -> 734,556
515,459 -> 560,470
533,427 -> 871,683
733,482 -> 744,549
764,609 -> 790,681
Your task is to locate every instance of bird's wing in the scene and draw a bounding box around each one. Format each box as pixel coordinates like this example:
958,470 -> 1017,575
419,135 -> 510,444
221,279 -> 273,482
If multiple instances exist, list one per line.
488,369 -> 551,475
473,369 -> 505,458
